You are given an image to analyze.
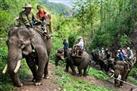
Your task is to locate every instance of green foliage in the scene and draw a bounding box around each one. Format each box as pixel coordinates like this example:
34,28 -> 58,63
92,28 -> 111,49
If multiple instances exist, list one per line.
88,67 -> 109,80
129,67 -> 137,78
128,76 -> 137,85
68,33 -> 76,48
0,0 -> 38,34
73,0 -> 137,49
0,83 -> 15,91
55,66 -> 112,91
119,34 -> 131,47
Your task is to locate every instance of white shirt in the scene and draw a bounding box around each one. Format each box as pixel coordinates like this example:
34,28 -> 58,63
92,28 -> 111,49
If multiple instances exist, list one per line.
76,39 -> 84,49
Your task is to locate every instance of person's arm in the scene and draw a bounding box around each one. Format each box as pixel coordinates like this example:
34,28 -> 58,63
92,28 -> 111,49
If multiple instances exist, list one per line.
129,50 -> 134,59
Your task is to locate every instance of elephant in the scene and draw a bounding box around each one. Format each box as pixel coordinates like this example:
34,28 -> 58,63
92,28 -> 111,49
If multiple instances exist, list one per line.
65,48 -> 91,76
91,51 -> 115,72
4,26 -> 51,87
114,61 -> 131,87
55,48 -> 64,66
114,52 -> 136,87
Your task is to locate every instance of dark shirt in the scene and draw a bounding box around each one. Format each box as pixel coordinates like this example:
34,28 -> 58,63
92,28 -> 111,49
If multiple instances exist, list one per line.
63,41 -> 69,49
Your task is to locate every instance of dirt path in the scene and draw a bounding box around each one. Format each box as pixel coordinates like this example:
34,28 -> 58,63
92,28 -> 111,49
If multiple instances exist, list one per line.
80,75 -> 137,91
16,63 -> 137,91
16,63 -> 61,91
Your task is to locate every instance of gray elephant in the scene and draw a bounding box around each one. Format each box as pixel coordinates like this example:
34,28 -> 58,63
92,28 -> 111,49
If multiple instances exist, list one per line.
114,61 -> 129,87
65,48 -> 91,76
114,51 -> 136,87
3,26 -> 51,87
55,48 -> 64,66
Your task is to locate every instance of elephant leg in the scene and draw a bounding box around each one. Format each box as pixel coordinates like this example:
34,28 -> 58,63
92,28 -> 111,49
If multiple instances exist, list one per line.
44,60 -> 49,79
35,47 -> 48,83
78,66 -> 82,76
70,65 -> 76,75
25,55 -> 37,81
65,63 -> 69,72
83,67 -> 88,76
8,60 -> 23,87
120,77 -> 124,86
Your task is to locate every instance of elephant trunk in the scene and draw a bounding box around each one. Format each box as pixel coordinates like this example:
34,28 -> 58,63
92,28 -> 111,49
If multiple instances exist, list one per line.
7,45 -> 23,87
7,45 -> 22,73
117,74 -> 122,81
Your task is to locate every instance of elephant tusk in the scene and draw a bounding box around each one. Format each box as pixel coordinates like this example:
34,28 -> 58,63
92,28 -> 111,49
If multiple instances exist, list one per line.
14,60 -> 21,73
2,64 -> 8,74
110,74 -> 114,78
117,74 -> 121,81
61,56 -> 64,60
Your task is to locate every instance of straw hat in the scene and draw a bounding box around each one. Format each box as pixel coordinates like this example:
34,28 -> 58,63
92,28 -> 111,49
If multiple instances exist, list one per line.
23,3 -> 32,8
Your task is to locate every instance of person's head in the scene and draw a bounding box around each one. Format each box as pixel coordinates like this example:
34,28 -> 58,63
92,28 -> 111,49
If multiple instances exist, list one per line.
23,3 -> 32,14
78,36 -> 83,41
127,47 -> 130,50
118,50 -> 120,52
37,5 -> 42,10
64,39 -> 67,42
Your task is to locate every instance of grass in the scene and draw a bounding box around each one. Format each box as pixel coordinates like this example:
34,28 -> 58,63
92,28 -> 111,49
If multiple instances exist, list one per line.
88,67 -> 109,80
128,76 -> 137,86
55,66 -> 112,91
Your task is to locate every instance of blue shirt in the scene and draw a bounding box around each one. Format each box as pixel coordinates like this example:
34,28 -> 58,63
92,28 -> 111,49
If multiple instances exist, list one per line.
63,41 -> 69,49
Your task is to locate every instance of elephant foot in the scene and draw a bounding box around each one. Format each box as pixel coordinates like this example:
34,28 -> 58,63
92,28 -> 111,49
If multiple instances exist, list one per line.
34,82 -> 42,86
32,78 -> 36,82
14,82 -> 23,87
77,74 -> 82,77
64,69 -> 68,72
44,75 -> 49,79
72,72 -> 77,76
83,73 -> 88,77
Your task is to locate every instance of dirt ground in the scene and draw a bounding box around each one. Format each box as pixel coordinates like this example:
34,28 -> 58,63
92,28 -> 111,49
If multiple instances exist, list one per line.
16,63 -> 61,91
16,63 -> 137,91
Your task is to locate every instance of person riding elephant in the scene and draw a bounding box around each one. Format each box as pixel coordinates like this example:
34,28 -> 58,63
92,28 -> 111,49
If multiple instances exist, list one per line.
36,5 -> 52,38
114,61 -> 129,87
18,3 -> 36,28
127,47 -> 134,60
65,48 -> 91,76
72,36 -> 84,57
63,39 -> 69,57
3,26 -> 50,87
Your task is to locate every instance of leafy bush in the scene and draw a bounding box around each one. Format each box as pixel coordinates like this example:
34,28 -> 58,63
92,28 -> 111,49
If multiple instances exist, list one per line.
88,67 -> 109,80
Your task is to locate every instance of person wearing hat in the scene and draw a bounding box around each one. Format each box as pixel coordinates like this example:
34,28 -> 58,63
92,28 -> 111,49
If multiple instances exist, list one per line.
18,3 -> 36,28
73,36 -> 84,57
127,47 -> 134,60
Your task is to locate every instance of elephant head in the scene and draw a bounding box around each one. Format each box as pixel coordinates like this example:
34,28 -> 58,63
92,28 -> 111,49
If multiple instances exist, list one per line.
4,27 -> 33,86
5,26 -> 49,87
114,61 -> 129,87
